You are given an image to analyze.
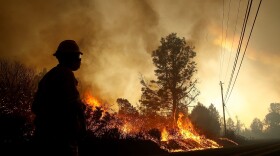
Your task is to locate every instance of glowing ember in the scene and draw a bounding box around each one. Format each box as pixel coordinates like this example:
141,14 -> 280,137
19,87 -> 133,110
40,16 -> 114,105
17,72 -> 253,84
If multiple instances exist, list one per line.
219,137 -> 239,145
121,122 -> 132,134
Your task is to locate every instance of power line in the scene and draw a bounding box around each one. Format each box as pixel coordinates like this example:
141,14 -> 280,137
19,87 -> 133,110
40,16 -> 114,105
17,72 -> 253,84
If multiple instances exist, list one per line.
224,0 -> 253,101
219,0 -> 225,81
224,0 -> 242,82
225,105 -> 232,120
226,0 -> 263,103
220,0 -> 234,81
221,0 -> 233,81
225,0 -> 252,100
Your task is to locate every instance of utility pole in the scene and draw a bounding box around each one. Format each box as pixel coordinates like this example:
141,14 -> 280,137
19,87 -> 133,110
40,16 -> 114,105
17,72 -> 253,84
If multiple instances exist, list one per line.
220,81 -> 227,136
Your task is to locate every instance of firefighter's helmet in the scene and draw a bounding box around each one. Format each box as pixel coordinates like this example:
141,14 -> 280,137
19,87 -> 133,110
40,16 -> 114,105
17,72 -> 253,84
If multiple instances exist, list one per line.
53,40 -> 83,56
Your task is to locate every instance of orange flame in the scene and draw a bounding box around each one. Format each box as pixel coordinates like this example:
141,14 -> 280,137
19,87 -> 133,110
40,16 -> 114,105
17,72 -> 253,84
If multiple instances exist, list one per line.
177,113 -> 221,149
161,127 -> 169,142
160,112 -> 222,151
177,113 -> 200,141
84,92 -> 101,108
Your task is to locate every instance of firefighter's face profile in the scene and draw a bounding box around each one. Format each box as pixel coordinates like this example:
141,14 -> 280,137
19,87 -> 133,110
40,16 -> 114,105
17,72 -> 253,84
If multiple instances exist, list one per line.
69,53 -> 82,71
60,53 -> 82,71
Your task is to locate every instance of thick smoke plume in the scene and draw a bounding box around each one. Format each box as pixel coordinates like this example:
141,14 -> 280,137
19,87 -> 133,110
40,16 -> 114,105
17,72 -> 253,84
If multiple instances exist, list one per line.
1,0 -> 224,110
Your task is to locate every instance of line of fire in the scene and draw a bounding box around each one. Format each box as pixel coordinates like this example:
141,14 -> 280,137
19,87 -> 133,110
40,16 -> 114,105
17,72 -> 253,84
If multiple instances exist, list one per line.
82,89 -> 234,154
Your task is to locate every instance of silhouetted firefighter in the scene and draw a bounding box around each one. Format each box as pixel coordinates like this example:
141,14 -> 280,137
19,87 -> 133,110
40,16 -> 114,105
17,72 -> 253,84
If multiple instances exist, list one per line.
32,40 -> 87,156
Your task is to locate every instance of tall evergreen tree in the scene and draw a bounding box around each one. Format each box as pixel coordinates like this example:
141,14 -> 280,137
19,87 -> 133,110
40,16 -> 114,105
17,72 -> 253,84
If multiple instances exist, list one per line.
208,104 -> 221,136
117,98 -> 139,116
140,33 -> 199,126
190,103 -> 221,138
227,118 -> 235,131
264,103 -> 280,138
139,78 -> 162,116
250,118 -> 263,134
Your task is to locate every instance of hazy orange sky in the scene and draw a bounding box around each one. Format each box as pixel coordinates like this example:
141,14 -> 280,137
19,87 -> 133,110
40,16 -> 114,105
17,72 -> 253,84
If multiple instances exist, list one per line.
1,0 -> 279,127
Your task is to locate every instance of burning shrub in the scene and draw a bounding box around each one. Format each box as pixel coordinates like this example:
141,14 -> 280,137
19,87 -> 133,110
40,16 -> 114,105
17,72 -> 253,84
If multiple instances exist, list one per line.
85,104 -> 120,138
83,92 -> 222,153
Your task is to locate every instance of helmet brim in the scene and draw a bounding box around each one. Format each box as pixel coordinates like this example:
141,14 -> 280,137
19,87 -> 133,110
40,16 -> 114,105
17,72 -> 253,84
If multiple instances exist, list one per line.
53,51 -> 83,56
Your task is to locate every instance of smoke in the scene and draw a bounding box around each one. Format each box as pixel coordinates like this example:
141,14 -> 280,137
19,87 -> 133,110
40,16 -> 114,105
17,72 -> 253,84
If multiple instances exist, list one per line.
0,0 -> 100,65
0,0 -> 226,109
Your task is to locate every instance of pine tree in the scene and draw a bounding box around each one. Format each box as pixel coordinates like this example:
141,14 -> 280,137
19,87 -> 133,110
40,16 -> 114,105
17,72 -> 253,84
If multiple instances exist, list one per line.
140,33 -> 199,126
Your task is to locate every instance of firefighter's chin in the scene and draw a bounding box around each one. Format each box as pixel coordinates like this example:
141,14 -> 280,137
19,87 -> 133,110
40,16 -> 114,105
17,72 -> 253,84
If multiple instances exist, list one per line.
70,61 -> 81,71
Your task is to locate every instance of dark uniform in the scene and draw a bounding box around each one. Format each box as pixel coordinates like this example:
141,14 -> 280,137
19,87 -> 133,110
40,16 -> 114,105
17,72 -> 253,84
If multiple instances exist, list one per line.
32,40 -> 86,156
